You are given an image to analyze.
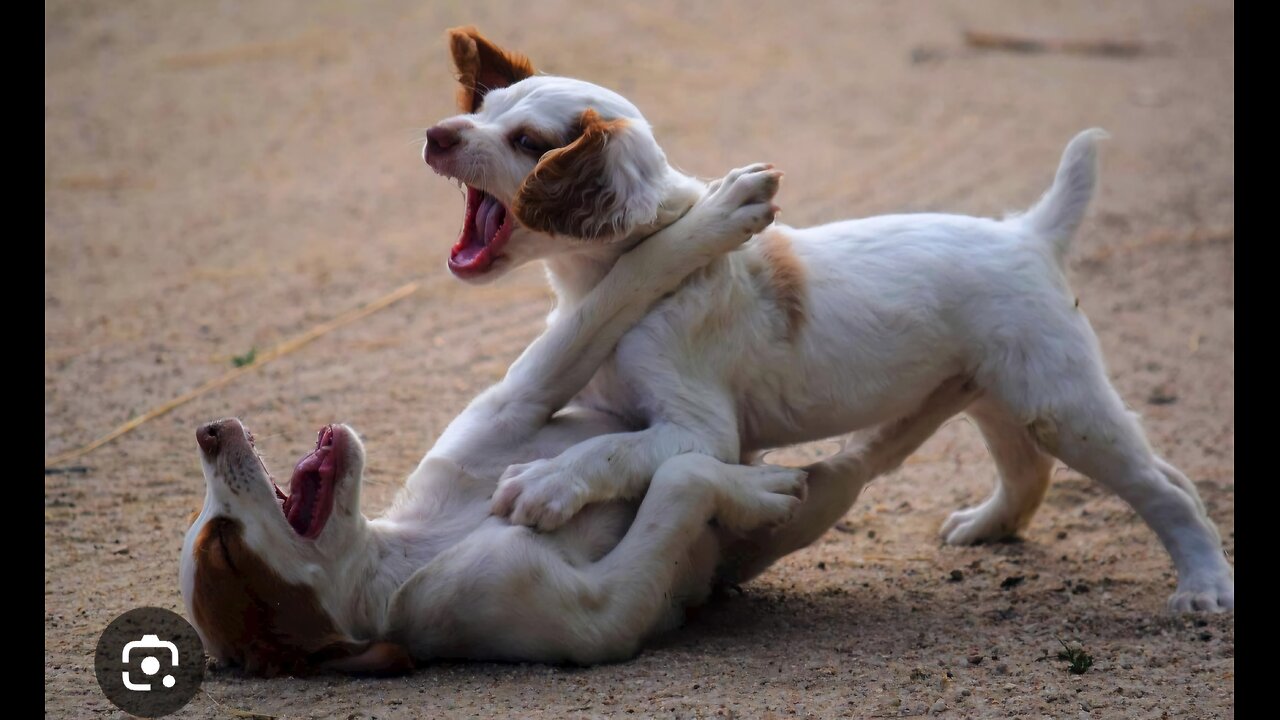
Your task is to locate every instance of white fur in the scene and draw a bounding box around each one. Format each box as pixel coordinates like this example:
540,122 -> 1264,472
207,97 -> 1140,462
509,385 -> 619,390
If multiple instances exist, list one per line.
427,75 -> 1233,613
180,167 -> 975,666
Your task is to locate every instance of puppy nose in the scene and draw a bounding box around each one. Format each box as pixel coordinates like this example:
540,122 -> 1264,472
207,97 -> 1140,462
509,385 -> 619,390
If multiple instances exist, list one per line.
425,125 -> 462,156
197,418 -> 242,455
196,422 -> 222,455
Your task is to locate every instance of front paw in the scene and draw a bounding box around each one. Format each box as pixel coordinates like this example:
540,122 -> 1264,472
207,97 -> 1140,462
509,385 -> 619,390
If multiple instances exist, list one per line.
698,163 -> 783,252
491,459 -> 591,532
1167,570 -> 1234,613
715,464 -> 807,534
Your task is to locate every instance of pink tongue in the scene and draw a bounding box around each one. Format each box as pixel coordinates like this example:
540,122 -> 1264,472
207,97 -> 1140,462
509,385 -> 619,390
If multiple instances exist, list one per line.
284,447 -> 333,533
473,193 -> 498,245
291,446 -> 335,485
483,198 -> 501,245
455,195 -> 492,266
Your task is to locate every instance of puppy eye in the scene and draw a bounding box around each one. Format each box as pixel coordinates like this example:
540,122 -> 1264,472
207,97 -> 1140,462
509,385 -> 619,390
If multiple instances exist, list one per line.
514,134 -> 548,155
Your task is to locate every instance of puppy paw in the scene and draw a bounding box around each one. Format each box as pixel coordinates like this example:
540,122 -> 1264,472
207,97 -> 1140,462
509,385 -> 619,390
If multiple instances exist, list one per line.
491,459 -> 590,532
940,498 -> 1021,545
714,464 -> 806,534
1167,570 -> 1234,613
697,163 -> 783,253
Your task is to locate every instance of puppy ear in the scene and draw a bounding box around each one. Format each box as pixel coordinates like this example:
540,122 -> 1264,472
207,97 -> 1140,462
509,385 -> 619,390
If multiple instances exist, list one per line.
447,26 -> 535,113
512,109 -> 667,241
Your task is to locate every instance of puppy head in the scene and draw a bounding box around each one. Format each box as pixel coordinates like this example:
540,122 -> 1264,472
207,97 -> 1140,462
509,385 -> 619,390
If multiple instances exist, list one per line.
424,27 -> 672,282
179,419 -> 411,677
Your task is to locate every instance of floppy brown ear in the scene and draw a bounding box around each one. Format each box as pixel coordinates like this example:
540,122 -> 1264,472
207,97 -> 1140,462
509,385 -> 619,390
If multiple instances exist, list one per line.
512,109 -> 665,241
448,26 -> 535,113
316,640 -> 414,677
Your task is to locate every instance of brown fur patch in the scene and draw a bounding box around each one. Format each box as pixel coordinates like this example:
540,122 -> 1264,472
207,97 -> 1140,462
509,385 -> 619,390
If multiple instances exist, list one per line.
756,227 -> 808,341
447,26 -> 535,113
190,517 -> 411,677
511,109 -> 630,240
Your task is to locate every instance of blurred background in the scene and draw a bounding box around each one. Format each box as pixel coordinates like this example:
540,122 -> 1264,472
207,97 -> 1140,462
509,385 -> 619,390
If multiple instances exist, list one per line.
46,2 -> 1233,717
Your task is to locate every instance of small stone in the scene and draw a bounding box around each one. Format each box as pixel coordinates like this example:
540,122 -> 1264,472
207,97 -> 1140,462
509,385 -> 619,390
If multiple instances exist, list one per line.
929,699 -> 947,715
967,655 -> 983,665
995,663 -> 1009,675
948,570 -> 964,582
1000,575 -> 1026,590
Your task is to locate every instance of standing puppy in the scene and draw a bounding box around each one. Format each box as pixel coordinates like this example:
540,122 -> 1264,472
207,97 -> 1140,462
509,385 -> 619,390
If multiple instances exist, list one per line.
424,28 -> 1233,612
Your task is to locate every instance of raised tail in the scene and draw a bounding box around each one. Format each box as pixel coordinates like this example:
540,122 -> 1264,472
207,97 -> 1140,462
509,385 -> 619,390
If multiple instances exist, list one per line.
1013,128 -> 1108,262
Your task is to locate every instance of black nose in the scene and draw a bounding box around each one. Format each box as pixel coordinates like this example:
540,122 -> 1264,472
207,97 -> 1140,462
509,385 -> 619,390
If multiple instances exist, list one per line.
426,125 -> 462,156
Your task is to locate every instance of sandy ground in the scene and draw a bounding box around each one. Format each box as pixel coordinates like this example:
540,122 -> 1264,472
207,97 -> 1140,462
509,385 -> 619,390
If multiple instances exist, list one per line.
45,1 -> 1234,717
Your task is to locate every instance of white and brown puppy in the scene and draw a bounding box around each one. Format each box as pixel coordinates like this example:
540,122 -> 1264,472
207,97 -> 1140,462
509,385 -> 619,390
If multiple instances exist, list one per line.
179,165 -> 979,675
423,28 -> 1233,612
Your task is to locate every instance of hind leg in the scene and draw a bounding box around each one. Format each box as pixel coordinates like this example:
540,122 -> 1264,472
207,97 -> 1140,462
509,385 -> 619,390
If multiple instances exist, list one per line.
719,375 -> 981,584
940,398 -> 1055,545
991,358 -> 1232,612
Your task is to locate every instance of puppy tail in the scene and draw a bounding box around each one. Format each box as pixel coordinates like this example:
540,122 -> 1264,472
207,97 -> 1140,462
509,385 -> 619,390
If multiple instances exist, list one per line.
1012,128 -> 1108,262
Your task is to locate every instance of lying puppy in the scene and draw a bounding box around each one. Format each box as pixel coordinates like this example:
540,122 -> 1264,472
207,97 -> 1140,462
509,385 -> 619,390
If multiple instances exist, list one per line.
179,165 -> 977,675
423,28 -> 1233,612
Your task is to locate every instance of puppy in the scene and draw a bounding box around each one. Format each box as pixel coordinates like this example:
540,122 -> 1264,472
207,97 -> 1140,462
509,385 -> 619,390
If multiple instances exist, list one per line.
180,165 -> 977,674
423,27 -> 1233,612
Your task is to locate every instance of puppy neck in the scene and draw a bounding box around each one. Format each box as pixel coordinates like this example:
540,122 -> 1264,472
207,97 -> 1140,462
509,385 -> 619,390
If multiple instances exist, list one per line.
541,169 -> 706,307
344,457 -> 497,638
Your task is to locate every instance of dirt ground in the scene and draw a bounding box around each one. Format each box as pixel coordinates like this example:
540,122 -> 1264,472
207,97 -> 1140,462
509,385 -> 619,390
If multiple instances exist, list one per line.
45,1 -> 1234,717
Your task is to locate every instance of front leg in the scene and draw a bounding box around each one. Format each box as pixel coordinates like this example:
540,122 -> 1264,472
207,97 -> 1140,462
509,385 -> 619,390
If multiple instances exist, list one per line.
387,455 -> 804,665
493,414 -> 738,530
427,164 -> 781,464
544,455 -> 806,663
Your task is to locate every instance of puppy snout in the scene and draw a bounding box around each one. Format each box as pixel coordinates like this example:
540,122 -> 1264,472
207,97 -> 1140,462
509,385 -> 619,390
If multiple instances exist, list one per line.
197,418 -> 244,456
425,125 -> 463,156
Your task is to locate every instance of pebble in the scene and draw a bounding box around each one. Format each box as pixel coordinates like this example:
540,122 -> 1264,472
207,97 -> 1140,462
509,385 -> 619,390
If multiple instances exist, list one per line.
929,699 -> 947,715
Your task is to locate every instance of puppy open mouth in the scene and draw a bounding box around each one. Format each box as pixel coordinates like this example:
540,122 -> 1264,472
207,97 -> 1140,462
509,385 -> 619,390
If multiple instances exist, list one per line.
280,425 -> 341,539
449,185 -> 515,277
